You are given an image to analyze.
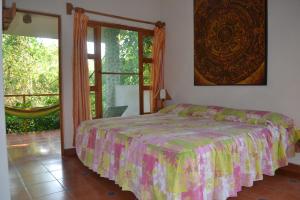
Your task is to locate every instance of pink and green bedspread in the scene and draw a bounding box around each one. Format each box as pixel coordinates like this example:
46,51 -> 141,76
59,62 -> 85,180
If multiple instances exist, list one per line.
76,104 -> 297,200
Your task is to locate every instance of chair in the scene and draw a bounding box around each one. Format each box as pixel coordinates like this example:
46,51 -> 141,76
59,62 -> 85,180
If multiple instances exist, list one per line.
103,106 -> 128,118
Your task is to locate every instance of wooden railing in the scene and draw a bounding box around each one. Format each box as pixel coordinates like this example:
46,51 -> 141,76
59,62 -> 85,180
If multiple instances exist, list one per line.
4,93 -> 59,105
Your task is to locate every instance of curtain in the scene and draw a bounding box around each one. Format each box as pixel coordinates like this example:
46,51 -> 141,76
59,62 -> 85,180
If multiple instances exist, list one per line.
151,26 -> 166,113
72,9 -> 90,145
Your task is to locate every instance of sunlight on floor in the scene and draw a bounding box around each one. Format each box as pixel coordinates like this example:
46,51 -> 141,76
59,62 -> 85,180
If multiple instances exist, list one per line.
7,130 -> 61,163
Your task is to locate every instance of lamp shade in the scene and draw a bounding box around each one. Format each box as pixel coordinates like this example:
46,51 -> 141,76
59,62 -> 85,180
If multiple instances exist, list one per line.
160,89 -> 167,100
159,89 -> 171,100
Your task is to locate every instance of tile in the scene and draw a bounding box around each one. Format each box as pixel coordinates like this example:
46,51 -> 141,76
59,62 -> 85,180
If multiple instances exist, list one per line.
18,164 -> 47,176
69,189 -> 107,200
41,158 -> 62,165
49,163 -> 90,180
44,162 -> 63,171
58,176 -> 97,191
50,169 -> 80,180
10,178 -> 24,189
23,172 -> 56,186
49,170 -> 65,180
7,130 -> 300,200
9,167 -> 19,180
27,180 -> 65,198
10,186 -> 31,200
34,191 -> 73,200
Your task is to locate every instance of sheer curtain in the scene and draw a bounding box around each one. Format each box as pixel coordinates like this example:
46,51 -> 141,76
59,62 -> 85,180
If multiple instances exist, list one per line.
72,9 -> 90,145
151,26 -> 166,113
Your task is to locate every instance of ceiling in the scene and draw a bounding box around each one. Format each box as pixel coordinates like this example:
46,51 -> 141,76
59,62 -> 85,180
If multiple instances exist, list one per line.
4,11 -> 59,39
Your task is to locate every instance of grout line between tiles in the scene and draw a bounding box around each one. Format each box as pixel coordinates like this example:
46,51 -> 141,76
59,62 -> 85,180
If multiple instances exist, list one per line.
14,166 -> 34,200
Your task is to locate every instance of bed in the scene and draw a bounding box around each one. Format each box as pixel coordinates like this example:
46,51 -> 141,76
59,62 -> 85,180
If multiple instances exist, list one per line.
76,104 -> 297,200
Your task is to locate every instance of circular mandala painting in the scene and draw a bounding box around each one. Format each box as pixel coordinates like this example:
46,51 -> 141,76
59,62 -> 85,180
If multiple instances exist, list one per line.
194,0 -> 267,85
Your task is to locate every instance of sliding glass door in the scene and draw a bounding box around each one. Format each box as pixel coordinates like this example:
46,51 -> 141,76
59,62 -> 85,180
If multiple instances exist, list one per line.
87,22 -> 153,118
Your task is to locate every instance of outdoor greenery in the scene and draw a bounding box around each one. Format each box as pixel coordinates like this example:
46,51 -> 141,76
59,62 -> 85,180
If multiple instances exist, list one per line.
3,29 -> 153,133
89,28 -> 153,117
3,34 -> 59,134
101,29 -> 152,113
5,112 -> 60,134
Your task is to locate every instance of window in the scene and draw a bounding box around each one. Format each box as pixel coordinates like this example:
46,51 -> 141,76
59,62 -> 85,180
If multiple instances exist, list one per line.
87,22 -> 153,118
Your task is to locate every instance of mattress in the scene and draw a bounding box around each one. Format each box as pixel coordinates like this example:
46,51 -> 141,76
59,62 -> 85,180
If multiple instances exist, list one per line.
76,104 -> 297,200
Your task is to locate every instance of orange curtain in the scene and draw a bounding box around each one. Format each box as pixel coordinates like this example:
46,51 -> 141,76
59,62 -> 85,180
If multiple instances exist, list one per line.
151,26 -> 166,112
72,9 -> 90,145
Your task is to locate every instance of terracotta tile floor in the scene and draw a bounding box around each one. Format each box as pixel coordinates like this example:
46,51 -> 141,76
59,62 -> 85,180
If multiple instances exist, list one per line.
7,130 -> 136,200
6,131 -> 300,200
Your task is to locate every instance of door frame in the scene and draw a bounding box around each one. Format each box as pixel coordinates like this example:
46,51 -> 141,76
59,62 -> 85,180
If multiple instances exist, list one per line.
87,20 -> 154,118
14,8 -> 65,154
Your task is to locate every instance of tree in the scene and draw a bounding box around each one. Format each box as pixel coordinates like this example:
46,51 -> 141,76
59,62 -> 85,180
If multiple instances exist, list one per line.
101,29 -> 152,111
3,34 -> 60,133
102,28 -> 122,110
3,34 -> 59,108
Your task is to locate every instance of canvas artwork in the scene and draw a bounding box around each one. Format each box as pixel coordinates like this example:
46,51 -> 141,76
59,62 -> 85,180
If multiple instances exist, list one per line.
194,0 -> 267,85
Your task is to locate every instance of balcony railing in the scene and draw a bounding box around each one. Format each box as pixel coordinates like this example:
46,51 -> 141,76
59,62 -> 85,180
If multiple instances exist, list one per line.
4,93 -> 59,105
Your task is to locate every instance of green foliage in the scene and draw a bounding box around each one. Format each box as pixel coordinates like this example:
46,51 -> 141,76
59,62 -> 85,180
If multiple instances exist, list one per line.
5,112 -> 60,134
143,36 -> 153,58
3,34 -> 59,108
90,92 -> 96,118
100,29 -> 153,112
3,34 -> 60,133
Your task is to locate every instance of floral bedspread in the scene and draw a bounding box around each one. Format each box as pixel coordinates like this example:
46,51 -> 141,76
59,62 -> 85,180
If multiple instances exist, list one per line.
76,104 -> 297,200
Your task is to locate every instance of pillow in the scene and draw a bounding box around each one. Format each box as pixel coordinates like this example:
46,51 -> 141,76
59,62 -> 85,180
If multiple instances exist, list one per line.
178,105 -> 208,117
160,104 -> 294,129
245,111 -> 270,125
159,104 -> 194,114
262,112 -> 294,128
191,106 -> 224,119
177,105 -> 224,119
214,108 -> 247,122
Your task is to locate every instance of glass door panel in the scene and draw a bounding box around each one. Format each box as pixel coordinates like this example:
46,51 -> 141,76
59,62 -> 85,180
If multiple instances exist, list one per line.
90,92 -> 96,118
87,22 -> 153,118
143,90 -> 151,113
100,26 -> 140,118
102,74 -> 139,118
101,27 -> 139,73
88,59 -> 95,86
143,35 -> 153,58
87,27 -> 95,54
143,63 -> 151,86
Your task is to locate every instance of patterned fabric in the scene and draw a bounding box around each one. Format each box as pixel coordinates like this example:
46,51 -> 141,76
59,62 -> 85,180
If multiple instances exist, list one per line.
76,104 -> 297,200
72,10 -> 90,146
151,26 -> 166,112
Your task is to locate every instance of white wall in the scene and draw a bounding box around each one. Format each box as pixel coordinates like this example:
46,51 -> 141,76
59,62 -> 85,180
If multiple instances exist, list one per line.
0,0 -> 11,198
5,0 -> 161,148
115,85 -> 139,116
6,0 -> 299,150
162,0 -> 300,127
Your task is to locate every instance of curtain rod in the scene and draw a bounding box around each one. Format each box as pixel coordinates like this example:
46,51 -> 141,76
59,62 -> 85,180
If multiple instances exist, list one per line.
66,3 -> 165,28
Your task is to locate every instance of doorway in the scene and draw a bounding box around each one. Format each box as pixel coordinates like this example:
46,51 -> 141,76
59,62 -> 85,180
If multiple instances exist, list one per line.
3,10 -> 63,161
87,21 -> 154,119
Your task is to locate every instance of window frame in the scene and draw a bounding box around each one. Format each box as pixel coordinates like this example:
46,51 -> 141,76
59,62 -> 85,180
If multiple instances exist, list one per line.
87,21 -> 154,118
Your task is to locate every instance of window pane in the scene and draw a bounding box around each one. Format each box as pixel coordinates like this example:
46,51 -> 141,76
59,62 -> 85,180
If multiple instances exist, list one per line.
90,92 -> 96,118
88,59 -> 95,86
143,63 -> 151,86
144,90 -> 151,113
87,27 -> 95,54
101,27 -> 139,73
102,74 -> 139,118
143,36 -> 153,58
